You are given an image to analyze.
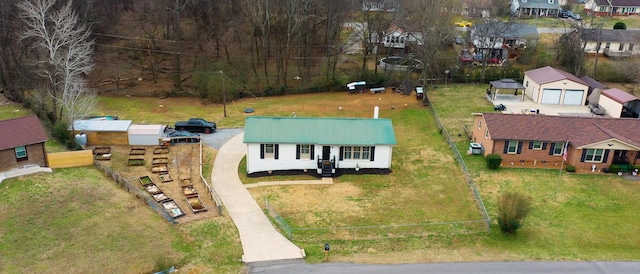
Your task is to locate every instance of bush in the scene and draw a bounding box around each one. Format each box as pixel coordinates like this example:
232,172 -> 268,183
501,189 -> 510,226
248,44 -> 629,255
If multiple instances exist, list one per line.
497,191 -> 532,234
613,22 -> 627,30
565,165 -> 576,172
486,154 -> 502,170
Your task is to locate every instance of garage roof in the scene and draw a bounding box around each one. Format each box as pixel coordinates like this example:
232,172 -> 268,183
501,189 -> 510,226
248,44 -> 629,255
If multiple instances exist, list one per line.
244,116 -> 396,145
72,119 -> 132,132
525,66 -> 587,86
602,88 -> 639,103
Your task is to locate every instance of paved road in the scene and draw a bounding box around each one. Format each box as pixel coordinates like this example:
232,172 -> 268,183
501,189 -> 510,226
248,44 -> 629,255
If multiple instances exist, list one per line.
252,261 -> 640,273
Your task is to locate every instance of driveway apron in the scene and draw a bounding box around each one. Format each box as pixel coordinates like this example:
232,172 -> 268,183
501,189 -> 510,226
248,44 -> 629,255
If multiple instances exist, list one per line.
211,132 -> 304,263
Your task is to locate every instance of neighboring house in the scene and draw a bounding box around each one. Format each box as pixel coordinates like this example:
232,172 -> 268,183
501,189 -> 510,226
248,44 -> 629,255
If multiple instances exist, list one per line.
362,0 -> 399,12
471,113 -> 640,172
0,115 -> 48,172
597,88 -> 640,118
374,23 -> 423,55
585,0 -> 640,16
523,66 -> 589,105
243,116 -> 396,176
455,0 -> 493,18
512,0 -> 562,17
580,29 -> 640,58
471,22 -> 539,62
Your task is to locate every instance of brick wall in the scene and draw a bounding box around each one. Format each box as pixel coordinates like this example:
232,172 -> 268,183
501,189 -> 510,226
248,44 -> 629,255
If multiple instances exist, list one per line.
0,143 -> 47,171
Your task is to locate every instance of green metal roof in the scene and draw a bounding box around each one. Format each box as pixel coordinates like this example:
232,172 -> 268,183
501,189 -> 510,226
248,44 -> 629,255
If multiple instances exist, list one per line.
243,116 -> 396,145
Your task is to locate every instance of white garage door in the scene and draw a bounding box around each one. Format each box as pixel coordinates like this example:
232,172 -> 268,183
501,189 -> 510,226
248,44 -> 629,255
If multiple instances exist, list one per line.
541,89 -> 562,104
563,89 -> 584,105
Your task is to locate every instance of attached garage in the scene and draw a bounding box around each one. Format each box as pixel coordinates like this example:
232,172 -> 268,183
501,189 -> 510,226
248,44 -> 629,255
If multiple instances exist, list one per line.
541,89 -> 561,104
128,124 -> 164,146
563,89 -> 585,105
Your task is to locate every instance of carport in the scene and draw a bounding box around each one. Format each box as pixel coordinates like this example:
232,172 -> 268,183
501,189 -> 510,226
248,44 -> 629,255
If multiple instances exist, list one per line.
487,79 -> 526,101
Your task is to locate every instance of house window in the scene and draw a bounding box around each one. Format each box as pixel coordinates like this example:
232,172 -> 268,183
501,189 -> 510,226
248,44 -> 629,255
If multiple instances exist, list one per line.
630,43 -> 634,51
584,148 -> 605,162
478,120 -> 482,129
605,42 -> 610,49
532,141 -> 542,150
619,43 -> 625,51
526,81 -> 529,87
299,144 -> 311,159
548,0 -> 554,4
484,129 -> 489,139
343,146 -> 371,160
264,144 -> 275,159
15,146 -> 28,161
507,141 -> 518,154
553,142 -> 564,155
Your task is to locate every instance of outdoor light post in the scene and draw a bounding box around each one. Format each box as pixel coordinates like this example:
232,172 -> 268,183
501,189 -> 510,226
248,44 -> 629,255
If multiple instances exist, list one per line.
466,73 -> 470,83
445,70 -> 450,86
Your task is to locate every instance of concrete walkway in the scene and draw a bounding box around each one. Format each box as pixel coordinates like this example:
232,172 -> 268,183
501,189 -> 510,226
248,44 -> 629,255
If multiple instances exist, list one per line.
211,132 -> 305,263
0,165 -> 52,183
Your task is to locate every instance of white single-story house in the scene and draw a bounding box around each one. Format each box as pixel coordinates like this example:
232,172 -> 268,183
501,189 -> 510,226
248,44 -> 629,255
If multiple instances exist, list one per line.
523,66 -> 589,105
128,124 -> 164,145
243,116 -> 397,176
598,88 -> 640,118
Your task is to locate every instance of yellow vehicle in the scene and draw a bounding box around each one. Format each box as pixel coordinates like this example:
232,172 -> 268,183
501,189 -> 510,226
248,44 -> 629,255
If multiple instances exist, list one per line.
455,21 -> 473,27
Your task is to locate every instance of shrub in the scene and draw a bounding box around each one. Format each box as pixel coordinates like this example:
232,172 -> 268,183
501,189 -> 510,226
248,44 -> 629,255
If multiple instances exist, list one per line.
565,165 -> 576,172
52,121 -> 72,148
486,154 -> 502,170
497,191 -> 532,234
613,22 -> 627,30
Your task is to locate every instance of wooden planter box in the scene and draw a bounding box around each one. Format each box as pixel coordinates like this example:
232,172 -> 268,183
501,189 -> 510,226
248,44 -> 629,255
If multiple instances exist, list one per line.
159,172 -> 173,183
153,147 -> 170,154
151,164 -> 168,173
93,146 -> 111,155
144,183 -> 163,195
152,192 -> 170,203
152,157 -> 169,165
161,199 -> 186,218
129,147 -> 147,155
179,178 -> 193,188
94,153 -> 112,161
185,195 -> 207,214
128,158 -> 145,166
138,175 -> 154,186
182,186 -> 198,196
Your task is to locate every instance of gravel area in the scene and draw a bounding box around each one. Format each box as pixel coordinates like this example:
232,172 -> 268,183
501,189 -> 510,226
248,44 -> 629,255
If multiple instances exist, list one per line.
199,128 -> 244,149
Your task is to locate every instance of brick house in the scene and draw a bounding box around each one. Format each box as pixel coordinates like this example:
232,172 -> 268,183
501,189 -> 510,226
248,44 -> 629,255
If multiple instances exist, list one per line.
471,113 -> 640,173
0,115 -> 49,172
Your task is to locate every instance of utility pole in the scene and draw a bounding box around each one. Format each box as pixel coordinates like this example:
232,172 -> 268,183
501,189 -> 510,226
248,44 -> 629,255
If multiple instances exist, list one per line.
221,71 -> 227,117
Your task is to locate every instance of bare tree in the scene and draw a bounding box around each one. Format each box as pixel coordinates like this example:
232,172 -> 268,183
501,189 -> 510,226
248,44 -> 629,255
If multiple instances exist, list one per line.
555,16 -> 604,76
19,0 -> 96,123
0,0 -> 26,103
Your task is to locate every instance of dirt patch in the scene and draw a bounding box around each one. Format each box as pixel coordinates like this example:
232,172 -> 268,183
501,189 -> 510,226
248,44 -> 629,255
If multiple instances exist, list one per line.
93,144 -> 220,223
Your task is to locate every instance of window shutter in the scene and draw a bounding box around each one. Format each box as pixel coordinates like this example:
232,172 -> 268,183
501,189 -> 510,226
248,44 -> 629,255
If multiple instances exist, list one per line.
370,146 -> 375,161
310,145 -> 315,160
339,147 -> 344,160
260,144 -> 265,159
542,143 -> 547,150
549,143 -> 555,155
528,142 -> 533,149
296,145 -> 300,159
274,144 -> 279,160
580,150 -> 587,162
503,141 -> 509,154
517,141 -> 523,154
603,150 -> 610,163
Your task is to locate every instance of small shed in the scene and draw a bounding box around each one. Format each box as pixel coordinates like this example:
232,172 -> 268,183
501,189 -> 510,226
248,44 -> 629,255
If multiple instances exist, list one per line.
71,120 -> 132,145
347,81 -> 367,93
580,75 -> 607,105
598,88 -> 640,118
128,124 -> 164,145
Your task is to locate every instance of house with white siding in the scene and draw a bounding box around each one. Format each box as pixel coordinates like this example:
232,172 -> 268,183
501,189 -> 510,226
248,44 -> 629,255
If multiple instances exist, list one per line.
243,116 -> 396,176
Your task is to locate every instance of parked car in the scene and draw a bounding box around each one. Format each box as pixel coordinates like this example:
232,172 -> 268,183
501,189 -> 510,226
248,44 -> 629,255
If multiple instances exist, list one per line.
455,21 -> 473,27
455,36 -> 464,45
166,130 -> 201,143
559,10 -> 581,20
174,118 -> 216,134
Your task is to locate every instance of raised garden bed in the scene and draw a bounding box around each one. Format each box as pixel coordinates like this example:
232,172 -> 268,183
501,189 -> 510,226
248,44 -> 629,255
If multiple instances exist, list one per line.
138,175 -> 154,186
129,147 -> 147,155
161,199 -> 186,218
153,147 -> 170,154
159,172 -> 173,183
128,158 -> 145,166
185,195 -> 207,213
153,192 -> 170,202
152,157 -> 169,165
182,186 -> 197,196
151,164 -> 168,173
95,153 -> 112,161
179,178 -> 192,188
144,184 -> 163,195
93,146 -> 111,155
